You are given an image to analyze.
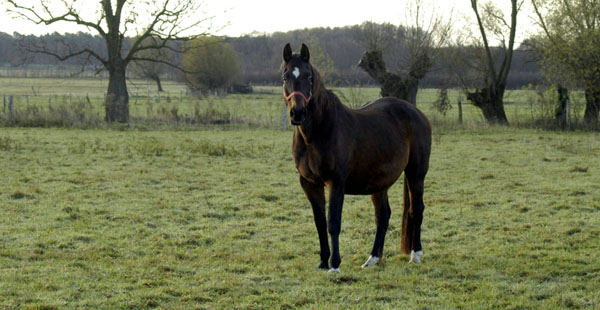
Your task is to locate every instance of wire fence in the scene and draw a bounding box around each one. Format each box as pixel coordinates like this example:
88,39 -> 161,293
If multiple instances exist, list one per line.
0,86 -> 596,130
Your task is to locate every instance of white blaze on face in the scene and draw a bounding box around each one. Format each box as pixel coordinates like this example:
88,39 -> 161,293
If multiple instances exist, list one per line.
292,67 -> 300,78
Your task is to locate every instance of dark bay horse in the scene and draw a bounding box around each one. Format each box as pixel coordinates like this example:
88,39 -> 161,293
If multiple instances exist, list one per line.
282,43 -> 431,273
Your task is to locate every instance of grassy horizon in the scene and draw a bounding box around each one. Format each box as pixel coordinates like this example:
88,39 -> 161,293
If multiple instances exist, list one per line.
1,76 -> 594,131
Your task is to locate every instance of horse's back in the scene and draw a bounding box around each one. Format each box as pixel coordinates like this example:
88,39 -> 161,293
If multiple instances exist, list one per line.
358,97 -> 430,131
355,96 -> 432,170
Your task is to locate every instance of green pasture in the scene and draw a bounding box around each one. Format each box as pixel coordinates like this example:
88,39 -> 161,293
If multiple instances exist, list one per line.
1,127 -> 599,309
1,77 -> 599,309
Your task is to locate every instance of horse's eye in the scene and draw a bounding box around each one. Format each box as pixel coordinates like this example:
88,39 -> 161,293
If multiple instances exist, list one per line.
308,75 -> 313,85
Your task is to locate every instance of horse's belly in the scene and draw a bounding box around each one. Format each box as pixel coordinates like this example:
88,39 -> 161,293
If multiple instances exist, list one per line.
344,182 -> 390,195
344,163 -> 404,195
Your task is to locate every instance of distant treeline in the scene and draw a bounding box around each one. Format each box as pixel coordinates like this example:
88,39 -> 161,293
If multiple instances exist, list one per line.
0,26 -> 541,88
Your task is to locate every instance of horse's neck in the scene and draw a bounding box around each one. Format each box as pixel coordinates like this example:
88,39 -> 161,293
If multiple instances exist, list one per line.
298,90 -> 339,144
314,89 -> 342,126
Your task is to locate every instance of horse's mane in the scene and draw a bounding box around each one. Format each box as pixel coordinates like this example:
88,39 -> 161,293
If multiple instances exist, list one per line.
309,63 -> 344,109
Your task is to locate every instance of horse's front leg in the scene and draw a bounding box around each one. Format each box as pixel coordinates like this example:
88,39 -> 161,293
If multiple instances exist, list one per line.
300,177 -> 330,270
327,183 -> 345,273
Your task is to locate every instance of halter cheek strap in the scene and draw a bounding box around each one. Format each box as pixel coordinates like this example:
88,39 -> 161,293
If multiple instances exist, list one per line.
284,89 -> 312,103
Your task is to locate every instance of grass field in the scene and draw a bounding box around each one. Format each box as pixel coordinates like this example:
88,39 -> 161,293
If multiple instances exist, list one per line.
1,77 -> 599,309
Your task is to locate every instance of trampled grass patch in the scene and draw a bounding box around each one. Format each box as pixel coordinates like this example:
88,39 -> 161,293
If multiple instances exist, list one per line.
1,126 -> 599,309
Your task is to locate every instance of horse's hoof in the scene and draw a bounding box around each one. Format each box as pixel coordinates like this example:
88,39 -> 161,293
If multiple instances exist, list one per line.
327,268 -> 341,274
361,255 -> 380,268
317,261 -> 329,270
409,250 -> 423,264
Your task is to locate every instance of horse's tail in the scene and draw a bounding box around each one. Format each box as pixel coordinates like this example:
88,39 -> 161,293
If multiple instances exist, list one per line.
401,175 -> 412,255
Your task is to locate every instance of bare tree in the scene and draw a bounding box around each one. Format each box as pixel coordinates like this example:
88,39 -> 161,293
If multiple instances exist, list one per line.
131,36 -> 174,92
459,0 -> 521,125
355,21 -> 397,52
357,1 -> 451,105
7,0 -> 213,122
401,0 -> 452,70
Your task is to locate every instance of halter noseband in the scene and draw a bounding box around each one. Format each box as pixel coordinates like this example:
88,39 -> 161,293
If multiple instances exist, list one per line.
283,89 -> 312,103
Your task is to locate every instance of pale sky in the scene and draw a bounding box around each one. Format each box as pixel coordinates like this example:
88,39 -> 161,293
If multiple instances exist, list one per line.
205,0 -> 458,36
2,0 -> 536,44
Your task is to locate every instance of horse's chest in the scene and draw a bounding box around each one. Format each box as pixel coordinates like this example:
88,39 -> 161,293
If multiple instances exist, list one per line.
294,148 -> 332,183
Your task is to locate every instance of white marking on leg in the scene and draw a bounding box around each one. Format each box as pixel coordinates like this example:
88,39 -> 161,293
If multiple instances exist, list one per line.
327,268 -> 341,274
409,250 -> 423,264
361,255 -> 380,268
292,67 -> 300,78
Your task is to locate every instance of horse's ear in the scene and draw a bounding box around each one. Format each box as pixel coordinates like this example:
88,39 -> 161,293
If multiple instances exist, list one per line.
283,43 -> 292,63
301,43 -> 310,62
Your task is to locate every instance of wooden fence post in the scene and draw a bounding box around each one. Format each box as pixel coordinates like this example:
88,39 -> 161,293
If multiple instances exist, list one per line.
281,103 -> 288,130
566,95 -> 571,129
458,99 -> 463,124
9,95 -> 14,117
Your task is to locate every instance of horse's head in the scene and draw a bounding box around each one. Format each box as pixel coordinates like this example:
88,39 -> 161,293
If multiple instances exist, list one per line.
282,43 -> 315,126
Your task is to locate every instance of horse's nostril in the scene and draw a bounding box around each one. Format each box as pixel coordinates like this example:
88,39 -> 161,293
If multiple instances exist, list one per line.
291,108 -> 305,119
290,108 -> 305,125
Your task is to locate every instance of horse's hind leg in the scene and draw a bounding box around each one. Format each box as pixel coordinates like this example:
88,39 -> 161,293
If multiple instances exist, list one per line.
403,170 -> 426,264
362,190 -> 391,268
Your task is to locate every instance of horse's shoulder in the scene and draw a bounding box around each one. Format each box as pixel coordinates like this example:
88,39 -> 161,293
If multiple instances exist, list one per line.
293,135 -> 339,183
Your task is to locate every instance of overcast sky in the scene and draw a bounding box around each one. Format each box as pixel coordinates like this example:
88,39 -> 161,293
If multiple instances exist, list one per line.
2,0 -> 536,44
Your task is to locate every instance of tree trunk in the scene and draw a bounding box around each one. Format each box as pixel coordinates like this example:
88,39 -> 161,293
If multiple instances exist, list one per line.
584,86 -> 600,128
407,83 -> 418,106
467,88 -> 509,125
153,76 -> 164,92
358,50 -> 425,106
105,62 -> 129,123
556,86 -> 569,129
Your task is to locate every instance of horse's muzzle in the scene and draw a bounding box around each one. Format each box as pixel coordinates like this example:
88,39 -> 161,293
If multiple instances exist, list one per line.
290,108 -> 306,126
